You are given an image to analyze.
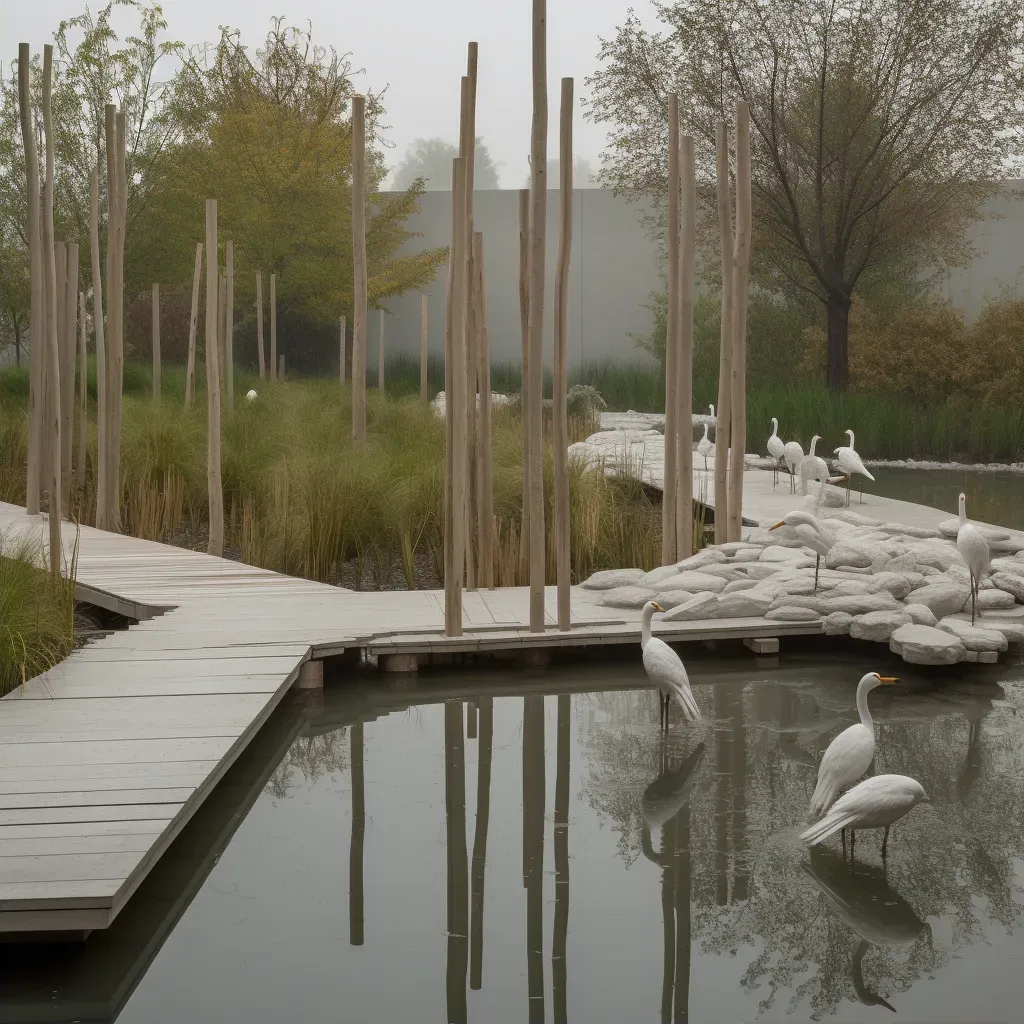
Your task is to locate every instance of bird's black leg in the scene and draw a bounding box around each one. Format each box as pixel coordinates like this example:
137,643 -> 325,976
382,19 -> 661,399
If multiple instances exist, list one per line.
814,554 -> 820,592
841,827 -> 847,859
659,692 -> 664,729
663,693 -> 670,730
881,825 -> 890,859
850,830 -> 855,861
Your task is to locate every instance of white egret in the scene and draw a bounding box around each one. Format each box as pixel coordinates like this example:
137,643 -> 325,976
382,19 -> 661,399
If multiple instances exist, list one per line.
799,435 -> 830,496
800,773 -> 929,860
641,601 -> 702,728
768,510 -> 836,590
806,672 -> 896,820
767,418 -> 785,487
697,423 -> 714,471
956,491 -> 990,625
246,389 -> 258,402
834,429 -> 874,506
783,439 -> 804,494
708,403 -> 716,422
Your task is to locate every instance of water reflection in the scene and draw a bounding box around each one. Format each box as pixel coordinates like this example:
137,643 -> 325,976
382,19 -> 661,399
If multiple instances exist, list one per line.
444,702 -> 468,1024
350,722 -> 365,946
552,694 -> 570,1024
469,697 -> 493,991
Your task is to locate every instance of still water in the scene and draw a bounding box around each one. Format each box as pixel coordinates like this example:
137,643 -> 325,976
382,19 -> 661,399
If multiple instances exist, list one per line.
865,467 -> 1024,531
4,647 -> 1024,1023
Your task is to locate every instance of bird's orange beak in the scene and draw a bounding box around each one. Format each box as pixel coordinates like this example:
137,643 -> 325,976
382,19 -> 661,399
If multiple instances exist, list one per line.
768,520 -> 785,531
876,675 -> 898,684
651,602 -> 664,613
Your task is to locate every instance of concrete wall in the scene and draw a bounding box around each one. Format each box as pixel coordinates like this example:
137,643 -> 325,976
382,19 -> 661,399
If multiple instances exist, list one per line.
377,182 -> 1024,371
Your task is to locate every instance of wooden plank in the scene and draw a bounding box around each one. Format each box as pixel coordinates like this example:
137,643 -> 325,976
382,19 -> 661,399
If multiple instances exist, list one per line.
0,760 -> 219,786
0,833 -> 158,857
2,804 -> 190,827
0,819 -> 173,841
0,853 -> 151,885
1,736 -> 236,768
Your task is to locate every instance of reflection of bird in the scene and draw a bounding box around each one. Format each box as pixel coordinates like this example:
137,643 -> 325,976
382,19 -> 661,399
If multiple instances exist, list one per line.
801,774 -> 929,860
833,429 -> 874,506
767,417 -> 785,487
852,941 -> 896,1013
769,510 -> 836,590
642,743 -> 707,831
799,434 -> 830,496
956,492 -> 990,626
807,672 -> 896,818
783,439 -> 804,494
641,601 -> 702,728
697,422 -> 714,471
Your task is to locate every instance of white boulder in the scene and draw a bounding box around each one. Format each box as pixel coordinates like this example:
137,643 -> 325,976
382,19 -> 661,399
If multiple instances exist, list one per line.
653,571 -> 728,595
965,589 -> 1016,612
582,568 -> 645,591
722,579 -> 759,594
821,592 -> 899,615
662,592 -> 719,621
595,586 -> 658,609
889,624 -> 966,665
674,548 -> 727,570
907,579 -> 971,618
849,609 -> 913,642
823,611 -> 855,635
766,606 -> 821,622
717,590 -> 775,618
936,617 -> 1008,653
990,572 -> 1024,603
902,603 -> 938,627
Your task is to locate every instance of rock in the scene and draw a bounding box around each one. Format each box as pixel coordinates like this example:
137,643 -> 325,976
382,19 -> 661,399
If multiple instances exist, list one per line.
643,564 -> 688,585
991,556 -> 1024,574
823,612 -> 854,634
903,603 -> 938,627
909,542 -> 964,572
834,511 -> 885,528
827,579 -> 876,597
825,542 -> 876,570
766,606 -> 821,622
652,571 -> 728,595
746,563 -> 786,581
964,588 -> 1016,612
582,568 -> 645,591
716,542 -> 755,555
906,580 -> 970,618
867,572 -> 914,601
990,572 -> 1024,603
770,593 -> 828,613
988,537 -> 1024,555
776,577 -> 820,597
937,617 -> 1008,653
759,546 -> 811,564
722,578 -> 759,593
943,614 -> 1024,644
662,592 -> 719,621
728,548 -> 763,563
692,564 -> 748,581
716,590 -> 775,618
938,518 -> 1009,541
884,552 -> 923,575
882,524 -> 942,540
889,624 -> 966,666
674,548 -> 727,570
821,592 -> 899,615
595,585 -> 658,609
849,609 -> 913,642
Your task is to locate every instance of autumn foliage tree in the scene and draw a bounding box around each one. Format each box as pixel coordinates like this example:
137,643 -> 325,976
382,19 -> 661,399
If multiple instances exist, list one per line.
587,0 -> 1023,391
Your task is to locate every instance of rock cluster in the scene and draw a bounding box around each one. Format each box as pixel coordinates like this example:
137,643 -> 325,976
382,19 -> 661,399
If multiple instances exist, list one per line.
580,508 -> 1024,664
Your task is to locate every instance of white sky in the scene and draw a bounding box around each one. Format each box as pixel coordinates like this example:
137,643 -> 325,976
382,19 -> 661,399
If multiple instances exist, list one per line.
4,0 -> 662,187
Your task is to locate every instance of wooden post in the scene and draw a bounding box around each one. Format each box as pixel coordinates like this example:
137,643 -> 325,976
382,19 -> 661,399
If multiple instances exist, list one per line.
62,242 -> 78,512
255,271 -> 265,380
105,107 -> 126,531
270,272 -> 278,384
218,274 -> 226,388
729,102 -> 752,543
77,291 -> 87,489
225,241 -> 234,414
278,353 -> 284,379
152,282 -> 161,402
462,47 -> 479,592
89,168 -> 107,526
474,233 -> 494,588
518,189 -> 530,576
340,314 -> 347,385
714,122 -> 734,545
351,94 -> 368,441
677,135 -> 696,558
377,310 -> 385,390
205,199 -> 223,556
553,77 -> 573,630
41,46 -> 62,576
18,44 -> 43,517
53,241 -> 65,497
527,0 -> 549,633
662,93 -> 680,566
185,243 -> 202,407
420,295 -> 429,401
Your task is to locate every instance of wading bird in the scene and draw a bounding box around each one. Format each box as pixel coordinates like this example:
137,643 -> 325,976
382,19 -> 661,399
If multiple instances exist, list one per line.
801,773 -> 929,861
834,430 -> 874,505
641,601 -> 702,729
956,492 -> 990,625
697,422 -> 714,471
783,439 -> 804,494
767,417 -> 785,487
800,434 -> 831,496
768,510 -> 836,590
806,672 -> 896,822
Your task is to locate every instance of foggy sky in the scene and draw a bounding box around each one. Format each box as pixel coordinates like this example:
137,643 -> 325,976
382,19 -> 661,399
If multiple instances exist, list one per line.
5,0 -> 662,187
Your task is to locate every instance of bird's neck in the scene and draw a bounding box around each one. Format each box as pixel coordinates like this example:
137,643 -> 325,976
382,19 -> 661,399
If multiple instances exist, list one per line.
856,680 -> 874,728
847,431 -> 855,449
959,501 -> 967,527
702,423 -> 709,439
641,607 -> 654,647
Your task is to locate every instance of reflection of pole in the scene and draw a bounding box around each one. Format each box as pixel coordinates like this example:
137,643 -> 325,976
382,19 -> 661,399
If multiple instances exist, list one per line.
445,701 -> 469,1024
349,723 -> 365,946
731,688 -> 749,902
660,814 -> 676,1024
524,696 -> 546,1023
470,696 -> 493,990
552,695 -> 570,1023
467,699 -> 478,740
673,803 -> 691,1023
715,686 -> 730,905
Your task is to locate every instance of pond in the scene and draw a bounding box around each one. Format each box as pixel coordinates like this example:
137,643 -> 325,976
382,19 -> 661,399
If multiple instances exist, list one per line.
862,467 -> 1024,531
3,646 -> 1024,1023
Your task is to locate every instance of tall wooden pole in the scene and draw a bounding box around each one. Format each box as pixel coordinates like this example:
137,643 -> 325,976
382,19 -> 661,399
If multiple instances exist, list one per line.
106,107 -> 126,531
340,315 -> 347,385
553,77 -> 573,631
662,94 -> 680,565
218,274 -> 227,392
77,291 -> 87,489
474,233 -> 494,588
255,271 -> 265,380
53,241 -> 65,500
351,94 -> 368,441
377,310 -> 385,390
63,243 -> 78,512
205,199 -> 223,557
185,243 -> 202,407
152,282 -> 161,402
714,122 -> 734,544
41,46 -> 62,577
677,135 -> 696,558
89,168 -> 107,525
728,102 -> 752,543
462,45 -> 479,592
225,241 -> 234,413
527,0 -> 549,633
269,273 -> 278,384
419,295 -> 429,401
518,189 -> 530,577
18,44 -> 42,517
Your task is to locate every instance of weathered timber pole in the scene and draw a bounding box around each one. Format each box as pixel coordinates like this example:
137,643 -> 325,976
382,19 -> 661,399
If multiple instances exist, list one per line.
474,232 -> 494,588
677,134 -> 696,558
420,294 -> 429,401
89,168 -> 107,525
270,272 -> 278,384
662,93 -> 680,565
255,271 -> 265,380
340,314 -> 347,386
152,282 -> 161,402
714,122 -> 734,544
518,189 -> 530,577
224,241 -> 234,413
185,245 -> 202,408
77,290 -> 87,489
205,199 -> 223,556
351,93 -> 368,441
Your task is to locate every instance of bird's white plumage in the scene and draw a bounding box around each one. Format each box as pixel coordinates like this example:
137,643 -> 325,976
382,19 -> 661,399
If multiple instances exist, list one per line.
956,492 -> 990,624
770,510 -> 835,558
800,435 -> 831,495
246,389 -> 258,401
801,774 -> 928,846
834,429 -> 875,481
640,602 -> 701,723
697,423 -> 714,465
767,418 -> 785,461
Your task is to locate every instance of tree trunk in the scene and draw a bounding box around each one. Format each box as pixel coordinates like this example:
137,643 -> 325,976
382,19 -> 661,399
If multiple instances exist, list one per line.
826,293 -> 850,392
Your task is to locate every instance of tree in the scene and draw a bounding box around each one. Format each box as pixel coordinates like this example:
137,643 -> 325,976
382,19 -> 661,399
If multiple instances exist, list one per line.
392,137 -> 501,190
587,0 -> 1023,390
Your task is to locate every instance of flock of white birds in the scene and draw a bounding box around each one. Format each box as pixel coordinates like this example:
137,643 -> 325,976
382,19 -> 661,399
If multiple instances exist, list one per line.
766,418 -> 875,504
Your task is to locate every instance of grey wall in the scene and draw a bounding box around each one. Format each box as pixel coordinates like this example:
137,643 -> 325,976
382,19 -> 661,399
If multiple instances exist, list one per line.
377,182 -> 1024,371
